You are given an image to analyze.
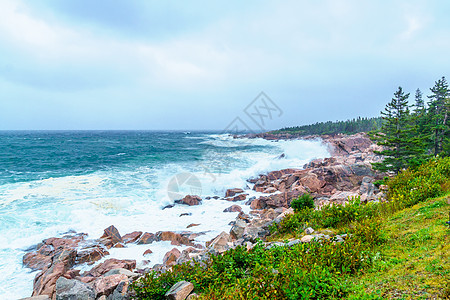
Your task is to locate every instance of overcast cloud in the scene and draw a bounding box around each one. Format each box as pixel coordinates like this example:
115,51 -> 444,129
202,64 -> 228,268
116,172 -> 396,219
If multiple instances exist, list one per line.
0,0 -> 449,130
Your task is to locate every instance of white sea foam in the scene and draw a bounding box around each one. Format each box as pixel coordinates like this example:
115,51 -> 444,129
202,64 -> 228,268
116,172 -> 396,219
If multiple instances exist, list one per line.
0,134 -> 329,299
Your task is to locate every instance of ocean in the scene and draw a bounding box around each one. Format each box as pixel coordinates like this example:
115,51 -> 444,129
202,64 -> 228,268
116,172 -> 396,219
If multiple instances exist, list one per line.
0,131 -> 329,299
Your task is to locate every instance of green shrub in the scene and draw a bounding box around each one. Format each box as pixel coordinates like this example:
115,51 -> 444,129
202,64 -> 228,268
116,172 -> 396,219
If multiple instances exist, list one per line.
290,193 -> 315,212
132,157 -> 450,300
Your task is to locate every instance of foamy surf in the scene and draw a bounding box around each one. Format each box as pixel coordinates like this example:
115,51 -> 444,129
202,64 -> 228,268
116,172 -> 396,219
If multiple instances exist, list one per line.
0,132 -> 329,299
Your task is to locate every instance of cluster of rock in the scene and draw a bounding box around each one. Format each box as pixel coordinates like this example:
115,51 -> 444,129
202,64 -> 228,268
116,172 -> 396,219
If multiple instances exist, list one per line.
21,133 -> 384,300
21,224 -> 205,300
244,133 -> 385,210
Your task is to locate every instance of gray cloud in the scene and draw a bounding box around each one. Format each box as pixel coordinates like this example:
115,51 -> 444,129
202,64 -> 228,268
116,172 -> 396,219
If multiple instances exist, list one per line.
0,0 -> 449,130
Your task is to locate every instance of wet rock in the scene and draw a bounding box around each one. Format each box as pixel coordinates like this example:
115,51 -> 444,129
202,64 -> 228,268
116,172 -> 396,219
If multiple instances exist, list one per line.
263,189 -> 303,208
23,252 -> 52,271
267,169 -> 299,180
226,194 -> 247,201
230,218 -> 247,240
110,280 -> 131,300
179,213 -> 192,217
92,274 -> 128,297
243,225 -> 269,242
299,173 -> 326,193
76,245 -> 109,265
175,195 -> 202,206
103,268 -> 140,280
43,234 -> 85,250
206,231 -> 232,253
176,247 -> 200,265
223,205 -> 242,213
164,281 -> 194,300
63,269 -> 81,279
163,248 -> 182,266
85,259 -> 136,278
250,197 -> 267,210
143,249 -> 153,256
186,223 -> 200,228
163,204 -> 175,210
32,261 -> 65,297
55,277 -> 95,300
122,231 -> 143,244
225,188 -> 244,197
263,187 -> 277,193
101,225 -> 123,246
157,231 -> 193,246
137,232 -> 158,245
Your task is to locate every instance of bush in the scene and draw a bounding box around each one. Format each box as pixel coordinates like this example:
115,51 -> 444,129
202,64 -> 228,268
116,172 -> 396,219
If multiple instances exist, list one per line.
132,157 -> 450,300
290,193 -> 315,212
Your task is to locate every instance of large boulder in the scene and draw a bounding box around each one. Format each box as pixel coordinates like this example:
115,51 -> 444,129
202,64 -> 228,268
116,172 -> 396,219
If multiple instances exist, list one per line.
225,194 -> 247,201
225,188 -> 244,197
55,277 -> 95,300
92,274 -> 128,297
76,245 -> 109,265
206,232 -> 232,253
328,134 -> 373,156
299,173 -> 325,193
230,218 -> 247,240
85,259 -> 136,278
175,195 -> 202,206
23,252 -> 52,271
122,231 -> 143,244
109,280 -> 131,300
223,205 -> 242,213
250,197 -> 267,210
262,189 -> 303,208
32,259 -> 74,298
164,281 -> 194,300
137,232 -> 159,245
157,231 -> 193,246
267,169 -> 299,180
100,225 -> 123,245
163,248 -> 182,266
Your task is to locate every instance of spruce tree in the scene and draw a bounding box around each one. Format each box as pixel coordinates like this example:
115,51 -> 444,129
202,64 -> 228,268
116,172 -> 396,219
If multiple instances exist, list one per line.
411,88 -> 428,147
426,77 -> 450,156
413,88 -> 425,114
372,87 -> 425,173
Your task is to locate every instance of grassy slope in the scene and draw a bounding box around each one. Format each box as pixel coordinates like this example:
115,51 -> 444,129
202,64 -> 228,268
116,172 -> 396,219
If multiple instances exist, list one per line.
354,195 -> 450,299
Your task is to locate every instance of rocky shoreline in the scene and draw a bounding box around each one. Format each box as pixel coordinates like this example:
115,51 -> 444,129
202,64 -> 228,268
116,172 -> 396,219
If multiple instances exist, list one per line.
20,133 -> 385,300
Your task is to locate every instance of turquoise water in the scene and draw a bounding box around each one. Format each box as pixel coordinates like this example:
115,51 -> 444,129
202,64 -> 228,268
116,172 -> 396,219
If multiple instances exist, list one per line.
0,131 -> 329,299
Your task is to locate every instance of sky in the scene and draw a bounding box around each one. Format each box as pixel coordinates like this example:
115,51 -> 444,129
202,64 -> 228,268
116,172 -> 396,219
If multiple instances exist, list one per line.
0,0 -> 449,130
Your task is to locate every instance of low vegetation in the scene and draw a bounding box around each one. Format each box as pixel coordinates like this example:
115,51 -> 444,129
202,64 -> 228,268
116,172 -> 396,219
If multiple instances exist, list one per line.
132,157 -> 450,299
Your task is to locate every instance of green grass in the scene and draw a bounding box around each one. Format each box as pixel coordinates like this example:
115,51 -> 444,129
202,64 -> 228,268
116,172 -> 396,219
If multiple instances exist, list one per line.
354,196 -> 450,299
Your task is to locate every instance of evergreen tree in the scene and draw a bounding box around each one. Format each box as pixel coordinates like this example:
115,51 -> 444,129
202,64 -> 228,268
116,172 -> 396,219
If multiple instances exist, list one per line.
372,87 -> 425,173
411,88 -> 428,145
426,77 -> 450,156
413,88 -> 425,114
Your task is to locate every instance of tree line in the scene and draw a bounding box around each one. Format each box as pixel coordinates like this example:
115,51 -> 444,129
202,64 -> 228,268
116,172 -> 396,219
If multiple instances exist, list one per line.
371,76 -> 450,174
273,116 -> 382,136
